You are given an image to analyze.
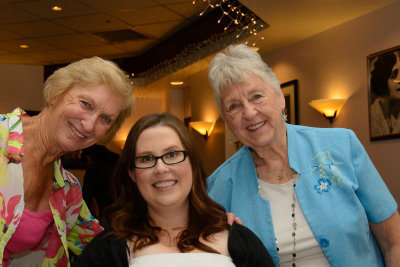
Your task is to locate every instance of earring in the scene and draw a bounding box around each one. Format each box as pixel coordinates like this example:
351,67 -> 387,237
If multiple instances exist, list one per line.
282,109 -> 288,122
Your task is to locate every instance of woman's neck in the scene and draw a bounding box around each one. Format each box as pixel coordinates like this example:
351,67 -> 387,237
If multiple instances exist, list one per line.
251,122 -> 287,165
21,111 -> 59,212
147,203 -> 189,237
22,110 -> 63,166
251,127 -> 293,184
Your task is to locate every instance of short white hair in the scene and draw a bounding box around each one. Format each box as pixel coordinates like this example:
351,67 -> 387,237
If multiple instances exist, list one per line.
208,44 -> 280,110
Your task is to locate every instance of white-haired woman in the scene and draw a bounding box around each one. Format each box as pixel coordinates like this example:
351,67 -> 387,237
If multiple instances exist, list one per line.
207,44 -> 400,267
0,57 -> 134,266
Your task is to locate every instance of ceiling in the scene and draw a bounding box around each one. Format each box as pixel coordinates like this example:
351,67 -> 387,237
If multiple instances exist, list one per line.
0,0 -> 398,80
0,0 -> 224,66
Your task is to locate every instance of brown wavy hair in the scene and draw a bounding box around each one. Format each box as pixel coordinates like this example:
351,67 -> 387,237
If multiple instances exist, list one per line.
105,113 -> 229,253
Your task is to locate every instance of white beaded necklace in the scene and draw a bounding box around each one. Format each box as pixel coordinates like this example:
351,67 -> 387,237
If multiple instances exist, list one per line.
257,174 -> 298,267
290,177 -> 297,267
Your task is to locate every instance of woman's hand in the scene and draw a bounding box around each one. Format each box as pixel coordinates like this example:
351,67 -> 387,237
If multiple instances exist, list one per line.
226,212 -> 243,225
370,210 -> 400,266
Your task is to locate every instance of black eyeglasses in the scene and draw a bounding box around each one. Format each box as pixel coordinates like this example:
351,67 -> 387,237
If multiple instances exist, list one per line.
133,150 -> 188,169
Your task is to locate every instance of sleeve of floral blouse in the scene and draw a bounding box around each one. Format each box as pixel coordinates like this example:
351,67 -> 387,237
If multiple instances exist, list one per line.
67,199 -> 104,255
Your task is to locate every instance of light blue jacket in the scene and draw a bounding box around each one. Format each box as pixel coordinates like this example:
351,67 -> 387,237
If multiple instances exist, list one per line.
207,124 -> 397,267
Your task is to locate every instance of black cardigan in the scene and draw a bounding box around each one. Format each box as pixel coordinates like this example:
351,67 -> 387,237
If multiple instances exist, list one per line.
73,223 -> 275,267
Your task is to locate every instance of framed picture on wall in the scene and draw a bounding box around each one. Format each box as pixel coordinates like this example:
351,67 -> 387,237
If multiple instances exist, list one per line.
367,45 -> 400,141
281,79 -> 299,125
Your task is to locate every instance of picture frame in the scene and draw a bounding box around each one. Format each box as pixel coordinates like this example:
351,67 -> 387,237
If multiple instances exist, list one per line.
281,79 -> 299,125
367,45 -> 400,141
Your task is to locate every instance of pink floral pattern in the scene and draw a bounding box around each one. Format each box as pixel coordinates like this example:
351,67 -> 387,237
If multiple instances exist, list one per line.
0,108 -> 103,267
0,193 -> 22,225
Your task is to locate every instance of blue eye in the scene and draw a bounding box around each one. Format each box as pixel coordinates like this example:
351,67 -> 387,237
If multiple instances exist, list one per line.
101,115 -> 111,123
253,94 -> 262,100
228,103 -> 239,111
81,100 -> 90,108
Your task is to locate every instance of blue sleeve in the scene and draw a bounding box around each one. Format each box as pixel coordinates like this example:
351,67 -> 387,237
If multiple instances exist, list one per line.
349,130 -> 398,223
206,169 -> 233,213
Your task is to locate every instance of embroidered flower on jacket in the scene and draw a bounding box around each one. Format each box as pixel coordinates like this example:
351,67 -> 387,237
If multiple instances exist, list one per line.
313,178 -> 332,194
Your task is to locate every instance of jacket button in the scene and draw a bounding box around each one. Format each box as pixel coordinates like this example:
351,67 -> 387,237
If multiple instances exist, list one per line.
319,238 -> 329,248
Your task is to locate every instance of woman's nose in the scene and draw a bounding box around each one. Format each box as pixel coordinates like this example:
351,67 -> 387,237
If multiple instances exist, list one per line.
153,158 -> 169,173
242,102 -> 257,119
81,115 -> 97,132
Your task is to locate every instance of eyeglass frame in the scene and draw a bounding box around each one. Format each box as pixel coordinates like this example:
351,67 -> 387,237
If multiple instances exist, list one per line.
132,150 -> 188,169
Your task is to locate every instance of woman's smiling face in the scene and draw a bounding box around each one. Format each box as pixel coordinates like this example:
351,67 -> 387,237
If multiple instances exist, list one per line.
130,125 -> 193,214
221,74 -> 285,150
49,83 -> 123,152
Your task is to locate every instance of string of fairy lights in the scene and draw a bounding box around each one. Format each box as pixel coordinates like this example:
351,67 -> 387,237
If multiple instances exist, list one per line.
132,0 -> 266,88
194,0 -> 265,47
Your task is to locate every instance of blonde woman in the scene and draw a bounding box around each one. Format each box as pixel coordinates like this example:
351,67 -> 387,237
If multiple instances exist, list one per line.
0,56 -> 134,266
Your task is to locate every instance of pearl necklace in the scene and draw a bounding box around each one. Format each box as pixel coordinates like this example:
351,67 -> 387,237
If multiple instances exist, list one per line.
290,177 -> 297,267
258,174 -> 297,267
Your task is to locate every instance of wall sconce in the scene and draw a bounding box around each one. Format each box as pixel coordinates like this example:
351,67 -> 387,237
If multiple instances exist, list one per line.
308,99 -> 346,123
189,121 -> 215,139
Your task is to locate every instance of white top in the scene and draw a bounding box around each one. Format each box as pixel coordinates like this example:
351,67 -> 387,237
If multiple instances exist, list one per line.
129,253 -> 236,267
258,176 -> 331,267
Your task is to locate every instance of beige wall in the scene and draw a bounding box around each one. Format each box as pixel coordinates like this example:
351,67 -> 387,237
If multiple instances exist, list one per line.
0,64 -> 44,114
261,1 -> 400,204
189,69 -> 225,176
113,96 -> 165,148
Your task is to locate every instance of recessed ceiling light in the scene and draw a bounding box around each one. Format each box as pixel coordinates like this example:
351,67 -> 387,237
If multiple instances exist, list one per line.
52,6 -> 62,11
19,44 -> 29,49
170,81 -> 184,85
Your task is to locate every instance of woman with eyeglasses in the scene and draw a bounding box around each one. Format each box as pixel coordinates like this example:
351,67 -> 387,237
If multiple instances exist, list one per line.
73,112 -> 274,267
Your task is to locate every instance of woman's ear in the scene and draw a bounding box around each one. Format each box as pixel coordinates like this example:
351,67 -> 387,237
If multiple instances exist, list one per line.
50,95 -> 59,106
128,169 -> 136,183
278,90 -> 285,110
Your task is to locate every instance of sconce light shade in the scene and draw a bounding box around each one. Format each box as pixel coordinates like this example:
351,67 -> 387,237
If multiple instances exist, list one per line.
189,121 -> 215,138
308,99 -> 346,123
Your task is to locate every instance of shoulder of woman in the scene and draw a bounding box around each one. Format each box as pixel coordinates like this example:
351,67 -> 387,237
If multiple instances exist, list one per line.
199,229 -> 230,256
289,124 -> 357,145
289,123 -> 351,135
208,147 -> 252,181
228,223 -> 274,267
228,223 -> 258,241
73,229 -> 129,267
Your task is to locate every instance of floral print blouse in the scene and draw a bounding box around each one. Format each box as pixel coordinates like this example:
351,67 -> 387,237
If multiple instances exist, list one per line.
0,108 -> 103,266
